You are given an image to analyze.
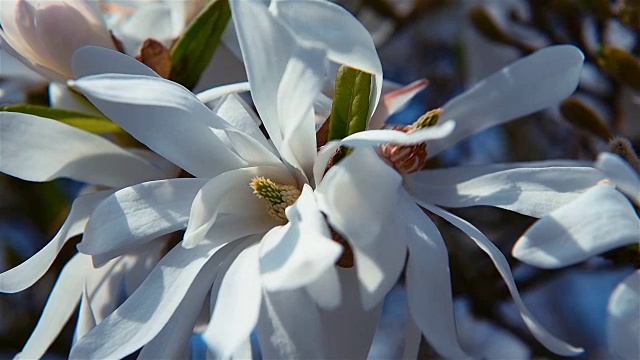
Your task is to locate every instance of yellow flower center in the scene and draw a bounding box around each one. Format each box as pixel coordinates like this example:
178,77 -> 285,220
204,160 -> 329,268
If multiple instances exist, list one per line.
250,177 -> 301,222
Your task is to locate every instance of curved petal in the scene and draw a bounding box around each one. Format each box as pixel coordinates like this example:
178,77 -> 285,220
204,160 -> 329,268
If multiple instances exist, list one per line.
72,46 -> 159,78
74,286 -> 97,343
316,147 -> 405,309
596,152 -> 640,200
69,240 -> 244,360
183,166 -> 292,248
398,191 -> 470,359
422,203 -> 584,356
512,185 -> 640,268
78,178 -> 210,264
257,267 -> 382,359
0,113 -> 166,187
72,74 -> 246,178
274,0 -> 383,126
260,184 -> 341,291
204,244 -> 261,359
15,254 -> 90,360
428,45 -> 584,157
607,271 -> 640,360
406,163 -> 605,218
340,120 -> 455,147
0,190 -> 112,293
195,82 -> 251,104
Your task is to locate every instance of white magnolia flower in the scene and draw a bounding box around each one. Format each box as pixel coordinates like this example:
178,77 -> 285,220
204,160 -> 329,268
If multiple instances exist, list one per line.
311,39 -> 607,356
0,111 -> 178,357
63,1 -> 450,358
513,152 -> 640,359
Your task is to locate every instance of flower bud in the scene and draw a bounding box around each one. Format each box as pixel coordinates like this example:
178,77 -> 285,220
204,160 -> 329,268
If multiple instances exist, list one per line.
0,0 -> 116,81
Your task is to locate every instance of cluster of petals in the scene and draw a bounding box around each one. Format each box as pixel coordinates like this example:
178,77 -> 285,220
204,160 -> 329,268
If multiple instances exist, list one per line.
513,152 -> 640,359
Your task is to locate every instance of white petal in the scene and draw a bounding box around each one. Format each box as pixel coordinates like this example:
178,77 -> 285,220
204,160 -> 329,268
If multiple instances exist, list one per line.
72,74 -> 246,178
69,240 -> 243,359
0,112 -> 166,187
274,0 -> 383,126
195,82 -> 251,104
398,192 -> 470,359
428,45 -> 584,157
136,239 -> 254,360
257,267 -> 382,359
422,204 -> 584,356
406,162 -> 606,218
183,166 -> 291,247
231,0 -> 294,150
204,244 -> 262,359
0,190 -> 112,293
316,147 -> 405,309
340,119 -> 455,148
78,178 -> 209,264
260,184 -> 342,291
15,254 -> 89,360
370,79 -> 429,129
74,286 -> 97,343
71,46 -> 159,78
596,152 -> 640,200
513,185 -> 640,268
277,46 -> 325,182
607,271 -> 640,360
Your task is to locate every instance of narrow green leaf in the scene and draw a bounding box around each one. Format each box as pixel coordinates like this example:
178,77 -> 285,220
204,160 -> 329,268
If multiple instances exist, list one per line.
169,0 -> 231,90
0,104 -> 122,134
328,65 -> 372,141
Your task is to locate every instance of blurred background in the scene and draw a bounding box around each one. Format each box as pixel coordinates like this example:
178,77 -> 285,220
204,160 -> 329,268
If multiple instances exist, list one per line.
1,0 -> 638,358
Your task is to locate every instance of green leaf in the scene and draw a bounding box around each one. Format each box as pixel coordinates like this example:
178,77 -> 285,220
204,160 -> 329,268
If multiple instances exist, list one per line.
169,0 -> 231,90
328,65 -> 372,141
0,104 -> 122,134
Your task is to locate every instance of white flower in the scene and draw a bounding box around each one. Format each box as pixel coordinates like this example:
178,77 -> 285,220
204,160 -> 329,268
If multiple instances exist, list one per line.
0,111 -> 177,357
63,1 -> 417,358
513,152 -> 640,359
312,42 -> 599,357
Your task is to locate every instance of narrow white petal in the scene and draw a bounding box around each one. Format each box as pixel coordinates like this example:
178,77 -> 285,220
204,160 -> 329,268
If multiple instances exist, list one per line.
79,178 -> 209,263
428,45 -> 584,157
316,148 -> 405,309
183,166 -> 291,248
69,240 -> 242,359
398,192 -> 470,359
71,46 -> 159,78
607,271 -> 640,360
596,152 -> 640,200
402,318 -> 422,360
422,203 -> 584,356
0,190 -> 112,293
340,120 -> 455,148
73,74 -> 246,178
74,286 -> 97,343
406,163 -> 605,218
196,82 -> 251,104
257,267 -> 382,359
274,0 -> 383,125
260,185 -> 342,291
0,113 -> 166,187
513,185 -> 640,268
16,254 -> 89,360
204,244 -> 262,359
